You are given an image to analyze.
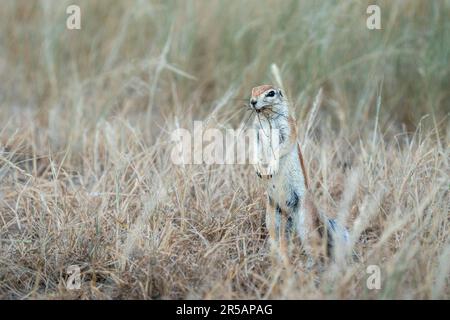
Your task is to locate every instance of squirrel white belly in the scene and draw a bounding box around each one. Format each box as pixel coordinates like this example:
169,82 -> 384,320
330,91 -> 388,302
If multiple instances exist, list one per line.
249,85 -> 349,261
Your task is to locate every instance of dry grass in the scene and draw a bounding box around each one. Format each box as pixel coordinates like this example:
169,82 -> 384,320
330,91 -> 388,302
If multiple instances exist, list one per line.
0,0 -> 449,299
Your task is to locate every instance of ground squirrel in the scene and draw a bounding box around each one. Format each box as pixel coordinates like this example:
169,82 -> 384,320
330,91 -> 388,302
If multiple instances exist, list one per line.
249,85 -> 349,262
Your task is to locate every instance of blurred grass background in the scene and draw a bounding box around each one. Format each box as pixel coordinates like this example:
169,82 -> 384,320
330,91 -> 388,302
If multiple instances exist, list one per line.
0,0 -> 449,299
1,1 -> 449,132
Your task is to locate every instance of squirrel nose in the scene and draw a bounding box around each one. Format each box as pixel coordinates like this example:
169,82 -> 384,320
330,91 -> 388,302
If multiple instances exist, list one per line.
250,99 -> 257,107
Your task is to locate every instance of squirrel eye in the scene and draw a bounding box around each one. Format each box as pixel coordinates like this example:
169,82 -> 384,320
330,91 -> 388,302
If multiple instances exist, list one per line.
266,90 -> 275,97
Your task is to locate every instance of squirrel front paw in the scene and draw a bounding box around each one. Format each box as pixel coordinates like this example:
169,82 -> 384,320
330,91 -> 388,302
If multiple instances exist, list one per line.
254,161 -> 278,179
264,163 -> 278,177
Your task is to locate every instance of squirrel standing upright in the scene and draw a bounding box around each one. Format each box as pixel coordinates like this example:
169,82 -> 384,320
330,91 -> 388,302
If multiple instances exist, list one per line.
249,85 -> 349,262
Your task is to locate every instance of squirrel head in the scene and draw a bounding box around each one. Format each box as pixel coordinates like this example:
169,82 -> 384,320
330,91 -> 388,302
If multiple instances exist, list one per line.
249,85 -> 285,112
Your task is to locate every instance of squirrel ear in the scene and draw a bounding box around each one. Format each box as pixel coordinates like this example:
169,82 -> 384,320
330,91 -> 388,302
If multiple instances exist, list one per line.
278,89 -> 283,97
